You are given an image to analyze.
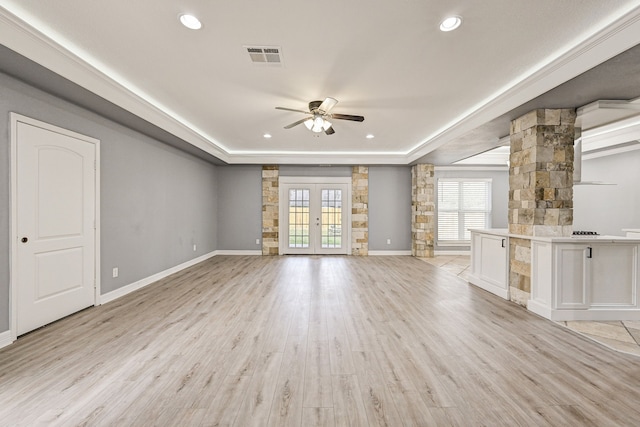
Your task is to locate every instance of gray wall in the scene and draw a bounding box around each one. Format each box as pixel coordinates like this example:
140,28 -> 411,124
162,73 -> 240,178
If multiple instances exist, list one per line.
574,149 -> 640,235
369,166 -> 412,251
217,165 -> 263,250
435,168 -> 509,251
0,72 -> 219,332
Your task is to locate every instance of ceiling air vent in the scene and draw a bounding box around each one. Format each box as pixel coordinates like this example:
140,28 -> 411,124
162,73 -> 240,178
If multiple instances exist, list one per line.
245,46 -> 283,66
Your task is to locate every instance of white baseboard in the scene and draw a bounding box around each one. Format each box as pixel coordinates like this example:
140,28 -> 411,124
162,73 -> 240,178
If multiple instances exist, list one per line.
0,330 -> 13,349
368,250 -> 412,256
215,250 -> 262,255
434,250 -> 470,256
99,251 -> 217,305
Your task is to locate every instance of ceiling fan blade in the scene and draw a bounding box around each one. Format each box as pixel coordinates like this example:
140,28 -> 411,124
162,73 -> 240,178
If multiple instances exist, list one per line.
324,126 -> 335,135
284,117 -> 310,129
276,106 -> 310,114
318,97 -> 338,114
331,113 -> 364,122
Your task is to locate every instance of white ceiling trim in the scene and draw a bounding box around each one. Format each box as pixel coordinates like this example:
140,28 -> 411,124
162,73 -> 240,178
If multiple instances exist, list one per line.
2,5 -> 640,165
224,152 -> 408,165
0,6 -> 231,162
407,4 -> 640,163
582,114 -> 640,151
435,166 -> 508,172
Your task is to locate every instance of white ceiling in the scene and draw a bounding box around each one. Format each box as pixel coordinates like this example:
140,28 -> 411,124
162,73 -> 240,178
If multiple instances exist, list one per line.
1,1 -> 640,165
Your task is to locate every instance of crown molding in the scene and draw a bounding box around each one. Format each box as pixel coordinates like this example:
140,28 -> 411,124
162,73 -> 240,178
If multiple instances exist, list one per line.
0,6 -> 231,162
224,152 -> 408,165
407,4 -> 640,163
2,5 -> 640,165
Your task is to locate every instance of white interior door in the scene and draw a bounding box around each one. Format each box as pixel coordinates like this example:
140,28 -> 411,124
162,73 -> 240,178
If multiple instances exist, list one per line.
280,179 -> 350,255
14,117 -> 98,336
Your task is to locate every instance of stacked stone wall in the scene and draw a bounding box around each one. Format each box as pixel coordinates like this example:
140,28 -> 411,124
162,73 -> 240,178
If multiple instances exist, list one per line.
508,109 -> 575,304
411,164 -> 435,258
351,166 -> 369,256
262,165 -> 279,255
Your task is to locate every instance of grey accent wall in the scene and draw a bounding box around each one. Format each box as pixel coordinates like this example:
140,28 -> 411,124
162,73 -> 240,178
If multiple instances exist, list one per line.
368,166 -> 412,251
217,165 -> 263,250
0,72 -> 218,332
435,168 -> 509,251
574,149 -> 640,235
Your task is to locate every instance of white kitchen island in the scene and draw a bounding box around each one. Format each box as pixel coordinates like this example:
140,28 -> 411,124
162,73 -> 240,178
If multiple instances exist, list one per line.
469,229 -> 640,321
469,229 -> 510,299
527,234 -> 640,321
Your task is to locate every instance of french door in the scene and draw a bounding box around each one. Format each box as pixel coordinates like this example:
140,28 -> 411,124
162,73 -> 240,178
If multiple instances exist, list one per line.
280,178 -> 351,255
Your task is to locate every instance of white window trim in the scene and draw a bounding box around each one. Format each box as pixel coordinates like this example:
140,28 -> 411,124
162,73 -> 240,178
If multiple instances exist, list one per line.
436,178 -> 492,245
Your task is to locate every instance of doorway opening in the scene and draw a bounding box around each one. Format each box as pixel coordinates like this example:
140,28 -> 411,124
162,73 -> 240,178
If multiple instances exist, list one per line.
279,177 -> 351,255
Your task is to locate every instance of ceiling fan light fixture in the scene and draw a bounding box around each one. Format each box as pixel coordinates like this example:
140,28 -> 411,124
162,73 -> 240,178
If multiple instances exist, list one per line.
322,120 -> 332,131
304,118 -> 313,130
440,15 -> 462,32
179,14 -> 202,30
311,115 -> 325,133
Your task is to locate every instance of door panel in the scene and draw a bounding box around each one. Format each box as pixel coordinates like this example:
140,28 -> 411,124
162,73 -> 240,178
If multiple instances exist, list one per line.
288,188 -> 310,249
16,120 -> 97,335
37,148 -> 85,238
316,186 -> 347,254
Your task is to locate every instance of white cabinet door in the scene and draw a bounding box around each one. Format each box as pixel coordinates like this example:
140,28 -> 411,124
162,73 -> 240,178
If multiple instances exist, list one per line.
591,244 -> 638,307
554,244 -> 590,309
478,234 -> 507,288
469,231 -> 509,299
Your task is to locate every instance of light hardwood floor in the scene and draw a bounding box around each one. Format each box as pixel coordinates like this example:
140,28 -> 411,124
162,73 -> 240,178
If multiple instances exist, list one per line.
1,255 -> 640,426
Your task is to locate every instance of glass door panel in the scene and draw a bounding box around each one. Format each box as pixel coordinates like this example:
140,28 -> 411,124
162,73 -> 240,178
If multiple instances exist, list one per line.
321,189 -> 342,249
288,189 -> 310,249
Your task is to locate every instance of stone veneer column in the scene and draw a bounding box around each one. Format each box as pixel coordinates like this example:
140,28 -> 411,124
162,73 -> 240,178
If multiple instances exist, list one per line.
351,166 -> 369,256
411,164 -> 435,258
508,109 -> 576,305
262,165 -> 279,256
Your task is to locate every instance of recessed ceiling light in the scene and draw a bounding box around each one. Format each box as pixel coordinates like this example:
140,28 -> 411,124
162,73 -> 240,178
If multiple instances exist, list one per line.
440,16 -> 462,32
263,133 -> 272,139
366,134 -> 375,139
179,14 -> 202,30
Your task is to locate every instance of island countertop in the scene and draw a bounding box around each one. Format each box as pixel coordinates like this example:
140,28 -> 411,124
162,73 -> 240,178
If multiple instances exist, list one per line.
469,229 -> 640,243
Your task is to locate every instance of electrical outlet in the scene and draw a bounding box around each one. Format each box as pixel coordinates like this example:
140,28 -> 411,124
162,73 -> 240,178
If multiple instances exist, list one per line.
387,238 -> 391,245
193,244 -> 197,251
112,267 -> 118,278
256,238 -> 260,245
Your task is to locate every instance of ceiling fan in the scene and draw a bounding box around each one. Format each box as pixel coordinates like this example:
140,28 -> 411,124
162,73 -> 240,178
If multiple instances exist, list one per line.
276,97 -> 364,135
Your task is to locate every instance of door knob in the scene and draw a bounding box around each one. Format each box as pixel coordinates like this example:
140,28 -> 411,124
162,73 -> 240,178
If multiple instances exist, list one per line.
21,237 -> 28,243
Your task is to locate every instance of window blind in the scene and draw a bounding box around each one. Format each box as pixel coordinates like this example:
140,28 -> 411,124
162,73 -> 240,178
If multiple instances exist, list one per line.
437,179 -> 491,242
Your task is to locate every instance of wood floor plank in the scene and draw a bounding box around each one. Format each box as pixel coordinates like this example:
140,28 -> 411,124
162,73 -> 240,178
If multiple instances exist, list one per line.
233,351 -> 283,427
303,339 -> 333,408
201,375 -> 252,427
331,374 -> 369,427
1,255 -> 640,426
268,334 -> 307,427
351,351 -> 403,426
301,407 -> 335,427
325,302 -> 356,376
